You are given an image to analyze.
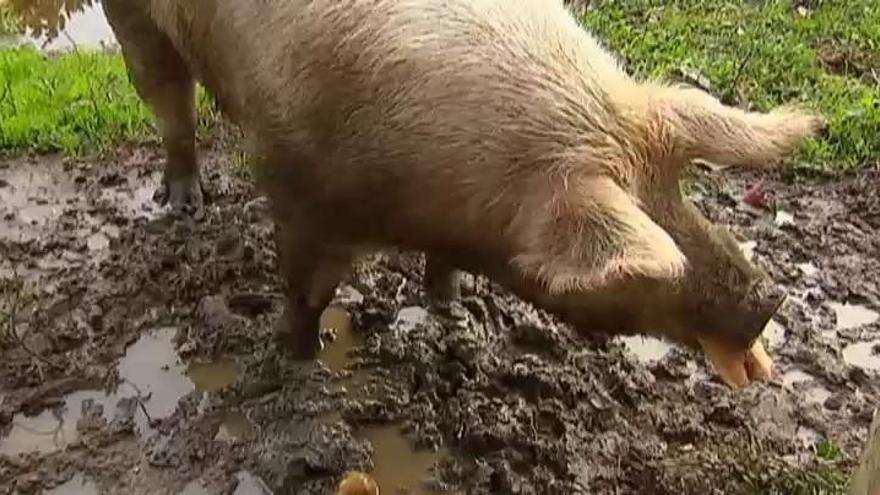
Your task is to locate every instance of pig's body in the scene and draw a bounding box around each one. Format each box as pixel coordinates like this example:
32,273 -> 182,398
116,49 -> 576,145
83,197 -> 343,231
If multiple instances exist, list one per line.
104,0 -> 823,388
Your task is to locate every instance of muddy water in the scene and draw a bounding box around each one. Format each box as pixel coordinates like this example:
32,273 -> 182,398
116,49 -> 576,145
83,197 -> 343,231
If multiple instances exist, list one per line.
318,303 -> 444,493
830,302 -> 879,331
0,327 -> 236,456
4,0 -> 116,51
843,340 -> 880,371
361,425 -> 446,495
319,305 -> 360,372
0,389 -> 110,456
214,410 -> 254,443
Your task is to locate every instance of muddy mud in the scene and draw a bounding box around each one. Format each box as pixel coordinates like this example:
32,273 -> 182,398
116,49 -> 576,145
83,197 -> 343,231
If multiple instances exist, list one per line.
1,140 -> 879,494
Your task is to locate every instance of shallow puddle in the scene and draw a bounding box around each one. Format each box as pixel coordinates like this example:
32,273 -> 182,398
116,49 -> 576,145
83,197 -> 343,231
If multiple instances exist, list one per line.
842,340 -> 880,371
830,302 -> 879,331
0,327 -> 237,456
45,473 -> 99,495
187,360 -> 237,393
361,425 -> 445,495
0,389 -> 112,456
319,305 -> 360,372
618,335 -> 672,363
4,0 -> 116,51
116,327 -> 198,425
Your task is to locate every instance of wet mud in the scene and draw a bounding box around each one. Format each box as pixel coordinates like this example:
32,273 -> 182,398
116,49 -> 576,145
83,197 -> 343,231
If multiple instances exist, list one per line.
1,142 -> 879,494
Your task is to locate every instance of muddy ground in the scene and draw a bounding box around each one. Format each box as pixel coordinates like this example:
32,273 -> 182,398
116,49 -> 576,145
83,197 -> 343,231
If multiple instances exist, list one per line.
0,140 -> 878,494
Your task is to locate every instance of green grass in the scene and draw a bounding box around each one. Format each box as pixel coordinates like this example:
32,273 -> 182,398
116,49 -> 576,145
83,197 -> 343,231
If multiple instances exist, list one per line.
581,0 -> 880,170
0,46 -> 220,155
736,438 -> 852,495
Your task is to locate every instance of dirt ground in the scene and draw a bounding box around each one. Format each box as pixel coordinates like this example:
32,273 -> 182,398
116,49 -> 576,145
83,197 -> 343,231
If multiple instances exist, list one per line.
0,140 -> 878,494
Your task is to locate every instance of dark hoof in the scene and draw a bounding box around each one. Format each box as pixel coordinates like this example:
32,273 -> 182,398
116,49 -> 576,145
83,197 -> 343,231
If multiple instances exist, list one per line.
157,175 -> 205,220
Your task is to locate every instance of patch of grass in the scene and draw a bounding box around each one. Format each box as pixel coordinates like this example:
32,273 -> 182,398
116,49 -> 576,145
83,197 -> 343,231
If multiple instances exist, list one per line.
582,0 -> 880,170
0,46 -> 220,155
736,438 -> 852,495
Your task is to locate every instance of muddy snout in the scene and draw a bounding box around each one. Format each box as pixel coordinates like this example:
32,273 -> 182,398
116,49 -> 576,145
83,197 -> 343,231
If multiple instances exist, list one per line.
699,280 -> 785,389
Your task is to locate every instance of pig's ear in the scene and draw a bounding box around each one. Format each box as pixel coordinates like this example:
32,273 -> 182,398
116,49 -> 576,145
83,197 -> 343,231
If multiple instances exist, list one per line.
511,176 -> 687,295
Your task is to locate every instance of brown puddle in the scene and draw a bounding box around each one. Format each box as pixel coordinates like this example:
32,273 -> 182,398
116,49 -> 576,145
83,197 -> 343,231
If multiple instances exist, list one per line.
842,340 -> 880,371
0,327 -> 237,457
319,305 -> 361,373
3,0 -> 116,51
830,302 -> 879,331
360,425 -> 446,495
214,410 -> 255,443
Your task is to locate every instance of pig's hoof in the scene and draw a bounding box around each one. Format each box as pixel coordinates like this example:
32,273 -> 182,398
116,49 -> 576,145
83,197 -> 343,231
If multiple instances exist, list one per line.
156,176 -> 204,220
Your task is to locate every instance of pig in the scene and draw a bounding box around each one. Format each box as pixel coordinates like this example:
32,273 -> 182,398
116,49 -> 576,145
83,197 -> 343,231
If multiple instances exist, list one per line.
103,0 -> 825,388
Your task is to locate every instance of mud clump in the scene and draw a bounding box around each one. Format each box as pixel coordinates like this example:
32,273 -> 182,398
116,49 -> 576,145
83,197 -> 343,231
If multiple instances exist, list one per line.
0,150 -> 878,493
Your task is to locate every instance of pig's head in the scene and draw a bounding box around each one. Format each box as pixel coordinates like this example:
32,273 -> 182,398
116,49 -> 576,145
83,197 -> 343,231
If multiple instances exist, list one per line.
511,84 -> 825,388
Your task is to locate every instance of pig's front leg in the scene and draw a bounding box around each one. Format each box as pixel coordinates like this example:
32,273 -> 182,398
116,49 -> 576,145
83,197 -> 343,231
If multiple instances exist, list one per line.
424,255 -> 463,305
272,221 -> 352,359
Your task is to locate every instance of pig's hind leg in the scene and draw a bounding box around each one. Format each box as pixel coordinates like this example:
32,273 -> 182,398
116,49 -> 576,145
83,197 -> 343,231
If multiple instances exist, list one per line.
103,1 -> 203,217
424,256 -> 463,305
272,220 -> 353,359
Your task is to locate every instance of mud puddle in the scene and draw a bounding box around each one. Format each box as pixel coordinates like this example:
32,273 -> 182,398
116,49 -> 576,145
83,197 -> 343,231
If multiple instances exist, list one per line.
830,302 -> 879,331
1,327 -> 236,456
843,340 -> 880,371
360,425 -> 446,495
3,0 -> 117,52
320,305 -> 361,373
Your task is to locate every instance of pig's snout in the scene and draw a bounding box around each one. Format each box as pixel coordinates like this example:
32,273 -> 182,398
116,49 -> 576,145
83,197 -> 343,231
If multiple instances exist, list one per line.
699,278 -> 786,389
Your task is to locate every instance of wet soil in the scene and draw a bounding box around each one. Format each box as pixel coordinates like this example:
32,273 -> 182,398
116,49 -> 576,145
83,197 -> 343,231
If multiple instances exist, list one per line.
1,141 -> 879,494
